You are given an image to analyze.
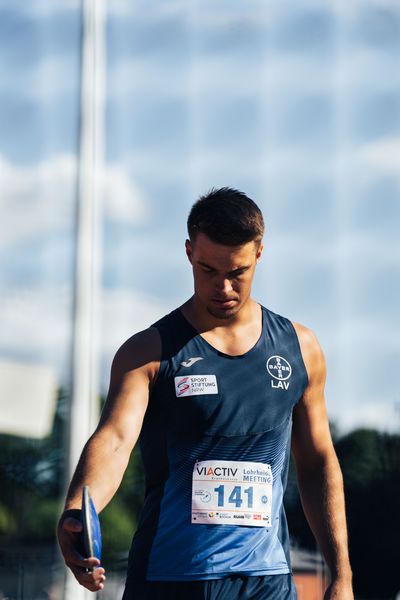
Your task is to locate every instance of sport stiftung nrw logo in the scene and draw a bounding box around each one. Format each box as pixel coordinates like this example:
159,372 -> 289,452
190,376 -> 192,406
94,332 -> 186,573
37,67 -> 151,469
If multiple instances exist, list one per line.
266,355 -> 292,390
174,375 -> 218,397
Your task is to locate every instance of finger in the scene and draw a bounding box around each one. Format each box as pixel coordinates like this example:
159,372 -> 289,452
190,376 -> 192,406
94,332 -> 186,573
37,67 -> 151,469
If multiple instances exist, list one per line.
69,564 -> 105,578
83,558 -> 103,571
77,577 -> 105,592
70,566 -> 106,591
66,556 -> 102,571
81,568 -> 106,583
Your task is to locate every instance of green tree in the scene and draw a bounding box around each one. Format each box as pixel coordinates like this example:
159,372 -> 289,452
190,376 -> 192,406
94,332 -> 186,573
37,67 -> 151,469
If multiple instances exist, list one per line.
335,429 -> 400,599
285,426 -> 400,599
100,444 -> 145,567
0,387 -> 69,541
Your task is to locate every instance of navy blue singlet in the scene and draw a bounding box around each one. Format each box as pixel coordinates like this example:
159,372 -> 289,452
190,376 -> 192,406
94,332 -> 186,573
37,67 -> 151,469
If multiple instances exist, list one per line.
126,306 -> 308,582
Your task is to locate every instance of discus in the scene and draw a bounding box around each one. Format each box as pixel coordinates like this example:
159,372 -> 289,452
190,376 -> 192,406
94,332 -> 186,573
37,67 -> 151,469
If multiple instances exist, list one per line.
81,485 -> 102,565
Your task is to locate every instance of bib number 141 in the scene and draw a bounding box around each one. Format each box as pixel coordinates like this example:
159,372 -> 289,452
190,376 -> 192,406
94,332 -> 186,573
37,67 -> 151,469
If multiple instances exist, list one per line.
191,459 -> 273,527
214,484 -> 253,508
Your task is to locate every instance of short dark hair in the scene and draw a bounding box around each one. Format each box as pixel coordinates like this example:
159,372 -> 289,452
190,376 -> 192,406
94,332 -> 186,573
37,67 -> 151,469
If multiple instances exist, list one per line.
187,187 -> 264,247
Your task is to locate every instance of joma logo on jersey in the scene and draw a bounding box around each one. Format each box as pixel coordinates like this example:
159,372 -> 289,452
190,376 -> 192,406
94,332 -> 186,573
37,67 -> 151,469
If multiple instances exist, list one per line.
266,355 -> 292,390
181,357 -> 204,367
196,466 -> 238,477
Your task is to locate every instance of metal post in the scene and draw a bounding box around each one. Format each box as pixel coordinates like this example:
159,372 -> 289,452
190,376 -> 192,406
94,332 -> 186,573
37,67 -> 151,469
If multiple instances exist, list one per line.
65,0 -> 105,598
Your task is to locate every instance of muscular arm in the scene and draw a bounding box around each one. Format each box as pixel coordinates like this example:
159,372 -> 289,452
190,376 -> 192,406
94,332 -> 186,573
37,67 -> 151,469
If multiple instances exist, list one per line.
292,323 -> 353,600
57,327 -> 160,591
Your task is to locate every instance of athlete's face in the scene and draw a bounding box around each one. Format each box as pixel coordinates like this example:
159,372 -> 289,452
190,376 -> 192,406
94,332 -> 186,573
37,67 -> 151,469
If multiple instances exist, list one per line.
186,233 -> 263,320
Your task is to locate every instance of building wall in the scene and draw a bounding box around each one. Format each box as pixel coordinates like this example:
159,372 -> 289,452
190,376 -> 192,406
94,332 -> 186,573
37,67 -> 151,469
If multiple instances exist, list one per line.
294,571 -> 329,600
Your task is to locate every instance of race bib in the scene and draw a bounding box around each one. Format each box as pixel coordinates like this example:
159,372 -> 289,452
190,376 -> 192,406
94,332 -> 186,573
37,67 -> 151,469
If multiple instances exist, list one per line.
191,460 -> 273,527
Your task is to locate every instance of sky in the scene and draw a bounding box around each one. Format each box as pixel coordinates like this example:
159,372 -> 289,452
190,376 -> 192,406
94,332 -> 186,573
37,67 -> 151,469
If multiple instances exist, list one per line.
0,0 -> 399,434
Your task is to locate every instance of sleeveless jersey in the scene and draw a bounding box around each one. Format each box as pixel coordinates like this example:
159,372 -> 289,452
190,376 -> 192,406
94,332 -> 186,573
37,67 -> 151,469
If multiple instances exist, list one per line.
127,306 -> 308,582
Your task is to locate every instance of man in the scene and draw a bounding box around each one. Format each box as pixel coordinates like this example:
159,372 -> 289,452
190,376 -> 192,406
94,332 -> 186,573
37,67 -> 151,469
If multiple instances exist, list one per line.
58,188 -> 353,599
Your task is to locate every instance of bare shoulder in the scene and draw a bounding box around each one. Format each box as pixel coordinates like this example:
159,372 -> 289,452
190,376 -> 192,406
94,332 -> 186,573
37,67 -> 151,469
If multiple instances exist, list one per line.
291,321 -> 326,384
110,327 -> 161,390
291,323 -> 334,463
99,327 -> 161,431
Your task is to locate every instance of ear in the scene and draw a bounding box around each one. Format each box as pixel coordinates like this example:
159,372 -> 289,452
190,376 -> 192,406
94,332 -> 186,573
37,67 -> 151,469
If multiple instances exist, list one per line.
185,239 -> 193,264
256,242 -> 264,263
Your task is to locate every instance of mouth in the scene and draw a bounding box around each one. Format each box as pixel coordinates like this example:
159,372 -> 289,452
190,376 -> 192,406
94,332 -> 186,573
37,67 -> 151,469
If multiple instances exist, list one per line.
211,298 -> 238,308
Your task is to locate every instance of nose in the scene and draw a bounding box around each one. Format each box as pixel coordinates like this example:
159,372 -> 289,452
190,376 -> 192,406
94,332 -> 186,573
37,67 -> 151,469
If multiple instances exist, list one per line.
215,278 -> 233,295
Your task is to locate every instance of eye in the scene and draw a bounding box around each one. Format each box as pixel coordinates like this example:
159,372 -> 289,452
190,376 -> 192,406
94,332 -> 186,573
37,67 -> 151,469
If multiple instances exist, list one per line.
230,268 -> 247,279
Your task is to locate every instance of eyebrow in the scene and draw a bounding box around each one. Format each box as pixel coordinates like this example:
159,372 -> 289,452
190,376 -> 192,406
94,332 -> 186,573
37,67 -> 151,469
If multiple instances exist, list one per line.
197,261 -> 215,270
197,261 -> 250,275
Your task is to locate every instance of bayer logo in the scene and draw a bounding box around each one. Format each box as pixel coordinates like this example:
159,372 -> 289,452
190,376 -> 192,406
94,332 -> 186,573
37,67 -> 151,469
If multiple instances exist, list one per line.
266,355 -> 292,381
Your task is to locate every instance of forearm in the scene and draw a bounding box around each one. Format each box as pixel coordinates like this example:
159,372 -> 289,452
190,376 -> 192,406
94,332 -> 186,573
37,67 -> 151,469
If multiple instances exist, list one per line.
64,427 -> 133,513
296,450 -> 352,581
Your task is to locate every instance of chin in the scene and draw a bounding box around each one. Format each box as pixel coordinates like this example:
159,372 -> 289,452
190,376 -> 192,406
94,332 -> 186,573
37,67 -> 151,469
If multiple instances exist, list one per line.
206,304 -> 241,320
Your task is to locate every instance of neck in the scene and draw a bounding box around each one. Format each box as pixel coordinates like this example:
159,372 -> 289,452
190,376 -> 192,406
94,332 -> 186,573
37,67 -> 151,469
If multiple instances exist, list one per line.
181,295 -> 258,333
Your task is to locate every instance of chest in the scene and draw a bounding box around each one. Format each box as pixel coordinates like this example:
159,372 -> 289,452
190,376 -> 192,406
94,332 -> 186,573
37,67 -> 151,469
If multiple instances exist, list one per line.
200,322 -> 262,356
152,334 -> 306,438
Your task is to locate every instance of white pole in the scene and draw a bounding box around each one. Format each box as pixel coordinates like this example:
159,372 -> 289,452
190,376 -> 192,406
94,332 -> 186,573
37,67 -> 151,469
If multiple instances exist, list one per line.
65,0 -> 105,598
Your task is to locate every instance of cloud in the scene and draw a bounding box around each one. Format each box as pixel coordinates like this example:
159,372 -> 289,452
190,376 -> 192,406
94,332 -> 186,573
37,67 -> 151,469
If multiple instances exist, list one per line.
0,281 -> 398,434
106,0 -> 179,18
0,56 -> 78,102
23,0 -> 81,17
334,401 -> 400,435
100,288 -> 175,383
0,154 -> 76,248
332,0 -> 400,18
18,0 -> 272,26
0,284 -> 172,388
107,39 -> 333,104
102,164 -> 149,223
335,48 -> 400,91
0,153 -> 149,250
358,136 -> 400,172
257,135 -> 400,191
105,0 -> 273,25
0,285 -> 72,379
320,312 -> 400,434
